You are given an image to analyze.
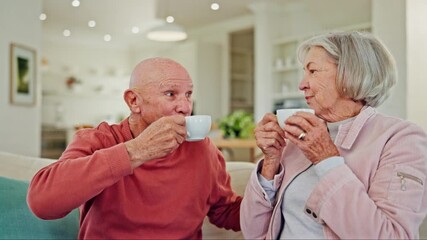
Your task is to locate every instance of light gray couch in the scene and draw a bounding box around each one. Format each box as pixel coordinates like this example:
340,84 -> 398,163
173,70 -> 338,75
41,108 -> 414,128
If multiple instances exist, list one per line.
0,151 -> 255,239
2,151 -> 426,238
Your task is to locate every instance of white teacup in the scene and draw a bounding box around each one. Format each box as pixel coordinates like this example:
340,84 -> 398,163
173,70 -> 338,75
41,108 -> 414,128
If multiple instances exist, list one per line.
276,108 -> 315,128
185,115 -> 212,142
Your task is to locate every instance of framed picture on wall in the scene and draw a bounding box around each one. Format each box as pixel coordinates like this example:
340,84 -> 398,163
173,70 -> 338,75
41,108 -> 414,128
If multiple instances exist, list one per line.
9,43 -> 37,106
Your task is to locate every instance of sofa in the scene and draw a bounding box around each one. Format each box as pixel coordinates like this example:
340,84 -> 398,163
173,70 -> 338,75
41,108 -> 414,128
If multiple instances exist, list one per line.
0,151 -> 255,239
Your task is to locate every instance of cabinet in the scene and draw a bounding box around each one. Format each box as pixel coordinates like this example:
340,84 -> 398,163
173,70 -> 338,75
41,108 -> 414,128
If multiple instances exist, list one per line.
230,29 -> 254,114
41,126 -> 67,159
271,22 -> 372,111
272,36 -> 305,110
230,48 -> 254,113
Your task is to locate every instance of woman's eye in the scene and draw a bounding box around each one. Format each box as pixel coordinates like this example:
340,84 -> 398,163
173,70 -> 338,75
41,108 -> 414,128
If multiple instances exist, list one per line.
309,69 -> 317,74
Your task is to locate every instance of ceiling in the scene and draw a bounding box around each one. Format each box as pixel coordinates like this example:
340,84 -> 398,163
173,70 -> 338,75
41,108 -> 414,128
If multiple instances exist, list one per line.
41,0 -> 256,46
41,0 -> 371,47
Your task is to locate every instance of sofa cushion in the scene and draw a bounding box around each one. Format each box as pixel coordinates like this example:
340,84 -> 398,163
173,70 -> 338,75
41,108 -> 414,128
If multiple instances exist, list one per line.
202,161 -> 256,239
0,176 -> 79,239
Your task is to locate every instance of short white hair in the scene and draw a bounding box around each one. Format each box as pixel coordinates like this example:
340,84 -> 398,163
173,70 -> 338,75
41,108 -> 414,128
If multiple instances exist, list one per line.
297,31 -> 397,107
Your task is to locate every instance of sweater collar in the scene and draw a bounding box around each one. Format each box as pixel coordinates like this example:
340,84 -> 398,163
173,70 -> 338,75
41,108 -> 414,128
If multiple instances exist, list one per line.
120,117 -> 134,141
334,106 -> 376,150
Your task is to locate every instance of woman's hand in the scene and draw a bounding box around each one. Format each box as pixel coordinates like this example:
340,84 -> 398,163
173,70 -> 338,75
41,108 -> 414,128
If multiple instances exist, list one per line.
284,111 -> 340,164
255,113 -> 286,180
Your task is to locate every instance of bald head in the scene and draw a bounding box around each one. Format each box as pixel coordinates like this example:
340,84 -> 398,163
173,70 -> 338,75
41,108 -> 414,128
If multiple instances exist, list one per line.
129,57 -> 191,88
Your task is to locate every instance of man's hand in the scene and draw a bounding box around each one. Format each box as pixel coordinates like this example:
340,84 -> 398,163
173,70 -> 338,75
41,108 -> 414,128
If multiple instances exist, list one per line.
125,115 -> 187,169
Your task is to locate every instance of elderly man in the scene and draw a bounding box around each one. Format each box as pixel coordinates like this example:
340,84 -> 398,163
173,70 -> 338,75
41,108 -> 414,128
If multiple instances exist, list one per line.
27,57 -> 241,239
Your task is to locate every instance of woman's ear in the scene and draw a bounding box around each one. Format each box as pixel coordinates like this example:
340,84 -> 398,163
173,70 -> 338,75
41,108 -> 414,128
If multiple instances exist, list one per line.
123,89 -> 141,113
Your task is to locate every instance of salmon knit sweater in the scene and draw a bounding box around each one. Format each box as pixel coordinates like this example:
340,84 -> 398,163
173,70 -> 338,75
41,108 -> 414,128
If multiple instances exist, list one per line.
27,118 -> 241,239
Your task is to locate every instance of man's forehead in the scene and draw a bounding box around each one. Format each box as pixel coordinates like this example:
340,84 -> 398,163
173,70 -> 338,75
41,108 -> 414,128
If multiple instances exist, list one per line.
145,78 -> 193,89
159,79 -> 193,88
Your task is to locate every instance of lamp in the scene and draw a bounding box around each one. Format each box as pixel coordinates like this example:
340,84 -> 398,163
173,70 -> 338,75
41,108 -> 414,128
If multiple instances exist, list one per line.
146,22 -> 188,42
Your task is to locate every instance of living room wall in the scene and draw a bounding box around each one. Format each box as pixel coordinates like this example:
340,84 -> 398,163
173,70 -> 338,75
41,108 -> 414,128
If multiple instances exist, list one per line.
0,0 -> 43,156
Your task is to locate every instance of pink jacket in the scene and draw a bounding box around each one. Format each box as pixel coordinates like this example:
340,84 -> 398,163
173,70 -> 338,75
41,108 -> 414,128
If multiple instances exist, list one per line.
241,107 -> 427,239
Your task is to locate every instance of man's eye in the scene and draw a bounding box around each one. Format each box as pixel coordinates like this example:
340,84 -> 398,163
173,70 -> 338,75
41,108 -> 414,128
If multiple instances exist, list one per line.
186,92 -> 192,98
165,91 -> 174,97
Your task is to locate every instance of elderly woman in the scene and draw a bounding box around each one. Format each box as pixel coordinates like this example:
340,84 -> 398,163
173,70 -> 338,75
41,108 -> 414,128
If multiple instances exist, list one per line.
240,31 -> 427,239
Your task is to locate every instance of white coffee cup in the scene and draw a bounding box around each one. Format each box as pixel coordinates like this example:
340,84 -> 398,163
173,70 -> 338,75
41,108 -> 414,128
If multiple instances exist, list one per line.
185,115 -> 212,142
276,108 -> 315,128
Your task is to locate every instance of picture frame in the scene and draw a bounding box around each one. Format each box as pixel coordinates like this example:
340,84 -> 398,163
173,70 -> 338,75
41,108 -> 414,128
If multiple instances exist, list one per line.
9,43 -> 37,106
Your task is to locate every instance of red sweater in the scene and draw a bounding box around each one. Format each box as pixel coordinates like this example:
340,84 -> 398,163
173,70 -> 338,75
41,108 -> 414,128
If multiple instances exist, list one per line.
27,119 -> 241,239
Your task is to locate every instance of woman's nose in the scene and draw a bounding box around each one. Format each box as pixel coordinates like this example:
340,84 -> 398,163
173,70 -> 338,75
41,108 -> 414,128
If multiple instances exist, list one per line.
299,74 -> 309,91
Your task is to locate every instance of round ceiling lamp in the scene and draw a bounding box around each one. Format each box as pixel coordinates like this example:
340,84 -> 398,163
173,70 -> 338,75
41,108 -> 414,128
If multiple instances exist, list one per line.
146,22 -> 188,42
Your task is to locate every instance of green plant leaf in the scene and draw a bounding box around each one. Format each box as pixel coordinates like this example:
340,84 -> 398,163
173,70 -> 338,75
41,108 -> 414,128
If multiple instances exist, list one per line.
218,110 -> 255,139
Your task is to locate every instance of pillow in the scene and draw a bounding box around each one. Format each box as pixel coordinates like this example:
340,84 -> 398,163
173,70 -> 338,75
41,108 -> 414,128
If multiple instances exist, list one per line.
0,176 -> 79,239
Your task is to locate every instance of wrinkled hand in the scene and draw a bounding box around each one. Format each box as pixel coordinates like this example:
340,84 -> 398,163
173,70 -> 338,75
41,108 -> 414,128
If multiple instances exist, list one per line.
284,112 -> 340,164
126,115 -> 186,168
255,113 -> 286,179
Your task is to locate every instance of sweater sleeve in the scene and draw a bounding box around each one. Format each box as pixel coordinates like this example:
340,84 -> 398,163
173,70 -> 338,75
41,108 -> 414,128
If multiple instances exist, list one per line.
27,128 -> 132,220
205,143 -> 242,231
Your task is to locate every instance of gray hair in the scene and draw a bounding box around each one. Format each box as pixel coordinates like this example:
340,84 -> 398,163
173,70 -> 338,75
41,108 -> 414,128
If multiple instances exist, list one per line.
296,31 -> 397,107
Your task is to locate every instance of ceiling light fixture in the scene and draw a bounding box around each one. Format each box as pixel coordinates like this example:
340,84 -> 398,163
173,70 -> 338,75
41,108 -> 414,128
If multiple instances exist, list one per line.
88,20 -> 96,28
63,29 -> 71,37
71,0 -> 80,7
166,16 -> 174,23
146,22 -> 187,42
104,34 -> 112,42
147,0 -> 187,42
211,3 -> 220,11
39,13 -> 47,21
131,26 -> 140,34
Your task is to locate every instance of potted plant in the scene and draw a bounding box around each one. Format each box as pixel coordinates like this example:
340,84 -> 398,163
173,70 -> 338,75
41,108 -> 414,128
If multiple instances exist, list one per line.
218,110 -> 255,139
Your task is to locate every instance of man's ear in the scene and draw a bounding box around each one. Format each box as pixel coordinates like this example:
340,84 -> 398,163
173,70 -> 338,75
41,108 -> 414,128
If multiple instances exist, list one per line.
124,89 -> 141,113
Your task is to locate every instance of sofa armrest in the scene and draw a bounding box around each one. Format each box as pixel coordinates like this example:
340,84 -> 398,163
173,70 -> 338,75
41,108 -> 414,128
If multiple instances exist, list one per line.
0,176 -> 79,239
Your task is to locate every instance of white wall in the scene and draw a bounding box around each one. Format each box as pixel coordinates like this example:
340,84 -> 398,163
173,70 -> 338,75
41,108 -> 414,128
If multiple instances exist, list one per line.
373,0 -> 427,131
407,0 -> 427,131
40,40 -> 130,128
0,0 -> 43,156
372,0 -> 407,119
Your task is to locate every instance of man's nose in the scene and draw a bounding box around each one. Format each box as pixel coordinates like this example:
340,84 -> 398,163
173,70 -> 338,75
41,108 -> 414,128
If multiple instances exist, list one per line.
176,96 -> 192,114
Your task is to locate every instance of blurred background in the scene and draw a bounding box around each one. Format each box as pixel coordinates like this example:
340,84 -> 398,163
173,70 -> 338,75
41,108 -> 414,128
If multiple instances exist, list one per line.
0,0 -> 425,160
